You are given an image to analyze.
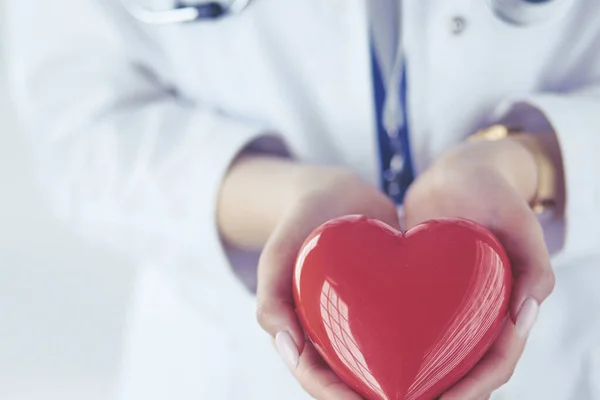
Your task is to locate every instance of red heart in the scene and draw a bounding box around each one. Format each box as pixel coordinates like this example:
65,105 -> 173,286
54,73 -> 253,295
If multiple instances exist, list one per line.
293,216 -> 512,400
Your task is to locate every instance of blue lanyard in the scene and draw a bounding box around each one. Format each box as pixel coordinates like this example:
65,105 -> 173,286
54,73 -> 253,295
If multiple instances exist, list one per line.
371,49 -> 415,205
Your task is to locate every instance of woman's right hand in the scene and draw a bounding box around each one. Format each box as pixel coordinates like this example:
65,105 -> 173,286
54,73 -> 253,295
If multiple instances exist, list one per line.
218,155 -> 400,398
253,164 -> 400,399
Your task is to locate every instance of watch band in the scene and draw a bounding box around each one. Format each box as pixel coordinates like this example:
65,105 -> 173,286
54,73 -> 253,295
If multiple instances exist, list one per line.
468,124 -> 557,214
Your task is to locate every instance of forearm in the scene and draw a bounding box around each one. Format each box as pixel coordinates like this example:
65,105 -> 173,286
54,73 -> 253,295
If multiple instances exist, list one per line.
216,155 -> 303,249
218,156 -> 356,250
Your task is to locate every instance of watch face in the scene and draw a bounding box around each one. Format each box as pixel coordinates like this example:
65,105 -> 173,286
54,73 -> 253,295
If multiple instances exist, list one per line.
468,125 -> 511,142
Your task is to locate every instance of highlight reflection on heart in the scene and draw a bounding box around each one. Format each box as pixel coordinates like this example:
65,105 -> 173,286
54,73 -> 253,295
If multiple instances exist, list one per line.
293,216 -> 512,400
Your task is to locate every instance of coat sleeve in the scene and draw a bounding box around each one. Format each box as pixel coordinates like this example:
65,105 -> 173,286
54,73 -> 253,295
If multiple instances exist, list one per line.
493,89 -> 600,258
3,0 -> 285,315
490,6 -> 600,258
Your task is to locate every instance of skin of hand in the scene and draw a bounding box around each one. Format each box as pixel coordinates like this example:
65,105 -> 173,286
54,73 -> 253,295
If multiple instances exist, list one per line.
217,133 -> 556,400
219,155 -> 400,399
404,137 -> 556,400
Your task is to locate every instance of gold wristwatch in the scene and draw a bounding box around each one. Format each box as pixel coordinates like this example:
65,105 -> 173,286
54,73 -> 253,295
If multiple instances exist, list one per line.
467,124 -> 557,214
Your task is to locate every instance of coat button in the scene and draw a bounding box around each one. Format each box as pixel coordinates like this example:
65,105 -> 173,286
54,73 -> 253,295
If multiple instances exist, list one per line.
390,154 -> 405,173
450,16 -> 467,35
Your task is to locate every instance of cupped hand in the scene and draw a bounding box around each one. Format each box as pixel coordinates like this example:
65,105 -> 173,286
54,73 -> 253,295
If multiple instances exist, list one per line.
255,167 -> 400,400
404,138 -> 556,400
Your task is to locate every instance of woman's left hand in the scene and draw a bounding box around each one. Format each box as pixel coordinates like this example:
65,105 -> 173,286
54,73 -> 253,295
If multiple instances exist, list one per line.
403,137 -> 556,400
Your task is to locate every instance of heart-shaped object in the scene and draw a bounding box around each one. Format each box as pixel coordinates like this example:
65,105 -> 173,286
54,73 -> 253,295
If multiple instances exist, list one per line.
293,216 -> 512,400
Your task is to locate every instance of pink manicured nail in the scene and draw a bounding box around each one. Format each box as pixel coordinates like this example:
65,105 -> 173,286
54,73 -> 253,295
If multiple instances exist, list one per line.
275,331 -> 299,370
516,298 -> 539,338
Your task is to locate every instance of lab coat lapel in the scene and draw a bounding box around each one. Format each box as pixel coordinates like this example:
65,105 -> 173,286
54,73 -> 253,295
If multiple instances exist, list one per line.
273,0 -> 382,185
370,0 -> 400,85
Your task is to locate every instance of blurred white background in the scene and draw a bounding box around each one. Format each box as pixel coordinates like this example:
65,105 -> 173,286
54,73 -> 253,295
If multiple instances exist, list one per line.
0,2 -> 134,398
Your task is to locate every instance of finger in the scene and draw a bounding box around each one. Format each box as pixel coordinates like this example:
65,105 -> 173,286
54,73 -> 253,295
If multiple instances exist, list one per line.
294,341 -> 363,400
256,208 -> 313,357
441,321 -> 525,400
488,198 -> 555,330
270,338 -> 363,400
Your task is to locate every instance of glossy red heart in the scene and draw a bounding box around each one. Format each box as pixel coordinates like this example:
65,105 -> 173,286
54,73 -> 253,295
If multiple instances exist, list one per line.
293,216 -> 512,400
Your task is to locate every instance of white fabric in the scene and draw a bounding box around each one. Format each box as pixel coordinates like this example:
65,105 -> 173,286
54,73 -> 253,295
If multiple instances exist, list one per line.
4,0 -> 600,398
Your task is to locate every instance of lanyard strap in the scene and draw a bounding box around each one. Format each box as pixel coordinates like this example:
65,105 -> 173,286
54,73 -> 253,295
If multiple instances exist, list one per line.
371,48 -> 415,205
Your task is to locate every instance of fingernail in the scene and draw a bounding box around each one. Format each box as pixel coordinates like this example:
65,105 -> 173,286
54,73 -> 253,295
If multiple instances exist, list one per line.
275,331 -> 299,370
516,298 -> 539,338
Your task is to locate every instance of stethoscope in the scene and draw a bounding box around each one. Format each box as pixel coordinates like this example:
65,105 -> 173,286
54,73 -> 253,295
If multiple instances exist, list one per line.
123,0 -> 252,24
124,0 -> 568,26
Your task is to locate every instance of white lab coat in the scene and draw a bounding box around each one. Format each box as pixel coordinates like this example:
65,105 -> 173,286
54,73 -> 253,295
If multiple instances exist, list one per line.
4,0 -> 600,398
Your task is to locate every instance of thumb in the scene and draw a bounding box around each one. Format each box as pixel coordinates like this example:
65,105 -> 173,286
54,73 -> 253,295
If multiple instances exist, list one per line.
511,261 -> 555,338
256,211 -> 312,369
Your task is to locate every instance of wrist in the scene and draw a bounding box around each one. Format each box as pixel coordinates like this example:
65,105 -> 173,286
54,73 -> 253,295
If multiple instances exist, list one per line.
499,137 -> 540,203
438,138 -> 538,203
466,124 -> 562,213
292,165 -> 358,199
218,155 -> 305,249
218,154 -> 358,249
465,124 -> 565,208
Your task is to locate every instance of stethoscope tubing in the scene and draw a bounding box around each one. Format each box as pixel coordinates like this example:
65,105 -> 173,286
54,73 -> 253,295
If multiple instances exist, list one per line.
123,0 -> 564,25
